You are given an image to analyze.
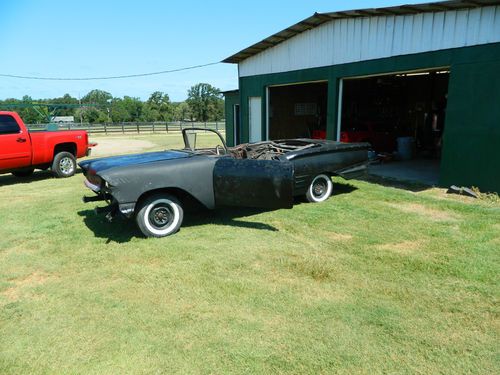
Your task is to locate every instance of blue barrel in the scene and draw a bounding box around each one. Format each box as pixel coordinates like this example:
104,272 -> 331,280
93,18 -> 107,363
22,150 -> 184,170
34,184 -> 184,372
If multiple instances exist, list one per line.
396,137 -> 415,160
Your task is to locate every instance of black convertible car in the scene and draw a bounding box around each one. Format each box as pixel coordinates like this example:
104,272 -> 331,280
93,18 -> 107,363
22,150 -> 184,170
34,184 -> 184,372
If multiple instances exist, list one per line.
80,129 -> 369,238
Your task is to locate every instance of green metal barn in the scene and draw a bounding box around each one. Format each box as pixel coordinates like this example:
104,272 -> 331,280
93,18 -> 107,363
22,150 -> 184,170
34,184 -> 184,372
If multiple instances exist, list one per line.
223,0 -> 500,192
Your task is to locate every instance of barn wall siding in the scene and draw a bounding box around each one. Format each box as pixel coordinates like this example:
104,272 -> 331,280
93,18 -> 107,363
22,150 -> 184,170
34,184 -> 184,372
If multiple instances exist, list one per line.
223,92 -> 239,147
240,6 -> 500,77
441,58 -> 500,192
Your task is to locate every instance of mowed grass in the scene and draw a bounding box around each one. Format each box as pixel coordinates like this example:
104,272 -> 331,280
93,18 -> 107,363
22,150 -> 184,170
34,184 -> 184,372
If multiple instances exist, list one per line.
0,134 -> 499,374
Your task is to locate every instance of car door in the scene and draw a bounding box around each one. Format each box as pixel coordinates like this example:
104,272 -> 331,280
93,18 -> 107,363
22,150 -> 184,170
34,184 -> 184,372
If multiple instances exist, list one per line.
0,114 -> 32,170
213,157 -> 294,209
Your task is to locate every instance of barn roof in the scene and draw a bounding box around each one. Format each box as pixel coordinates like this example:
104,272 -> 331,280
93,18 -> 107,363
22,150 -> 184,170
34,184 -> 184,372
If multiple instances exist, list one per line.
223,0 -> 500,64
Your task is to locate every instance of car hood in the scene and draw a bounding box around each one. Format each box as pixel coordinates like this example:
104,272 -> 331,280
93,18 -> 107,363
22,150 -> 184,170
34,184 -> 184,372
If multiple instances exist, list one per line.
79,150 -> 190,174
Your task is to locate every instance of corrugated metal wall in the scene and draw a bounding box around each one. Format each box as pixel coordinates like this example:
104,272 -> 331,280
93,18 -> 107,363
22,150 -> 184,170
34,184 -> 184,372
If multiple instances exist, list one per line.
240,5 -> 500,77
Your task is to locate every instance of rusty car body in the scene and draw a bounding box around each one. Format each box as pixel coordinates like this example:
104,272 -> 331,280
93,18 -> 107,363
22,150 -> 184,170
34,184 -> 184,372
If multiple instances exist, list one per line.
80,128 -> 369,238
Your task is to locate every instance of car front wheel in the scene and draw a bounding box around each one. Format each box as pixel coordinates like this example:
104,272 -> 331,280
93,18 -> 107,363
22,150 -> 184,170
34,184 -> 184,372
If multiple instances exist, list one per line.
136,194 -> 184,238
305,174 -> 333,203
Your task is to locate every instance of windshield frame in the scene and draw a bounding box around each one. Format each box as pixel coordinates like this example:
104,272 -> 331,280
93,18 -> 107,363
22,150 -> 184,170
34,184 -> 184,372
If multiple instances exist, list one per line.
181,128 -> 228,153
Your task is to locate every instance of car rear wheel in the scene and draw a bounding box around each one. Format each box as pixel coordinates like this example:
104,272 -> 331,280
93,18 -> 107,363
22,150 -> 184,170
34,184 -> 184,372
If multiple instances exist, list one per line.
136,194 -> 184,238
305,174 -> 333,203
52,152 -> 76,178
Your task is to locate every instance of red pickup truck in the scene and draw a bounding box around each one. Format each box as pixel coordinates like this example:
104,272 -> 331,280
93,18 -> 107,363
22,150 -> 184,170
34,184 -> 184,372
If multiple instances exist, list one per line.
0,111 -> 95,178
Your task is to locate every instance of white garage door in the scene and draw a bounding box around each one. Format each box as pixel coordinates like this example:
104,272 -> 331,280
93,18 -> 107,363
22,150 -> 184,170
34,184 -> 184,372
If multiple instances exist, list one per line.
249,96 -> 262,143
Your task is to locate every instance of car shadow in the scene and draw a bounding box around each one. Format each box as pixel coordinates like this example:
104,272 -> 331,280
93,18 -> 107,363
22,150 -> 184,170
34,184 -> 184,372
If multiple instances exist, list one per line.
360,174 -> 433,193
182,207 -> 279,231
0,169 -> 83,187
78,206 -> 278,244
78,210 -> 140,243
77,182 -> 359,243
292,181 -> 358,205
331,181 -> 358,196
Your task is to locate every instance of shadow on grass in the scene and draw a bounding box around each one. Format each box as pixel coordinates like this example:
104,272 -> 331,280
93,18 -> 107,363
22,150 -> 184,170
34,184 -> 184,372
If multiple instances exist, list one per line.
331,181 -> 358,196
77,181 -> 358,243
78,210 -> 139,244
183,207 -> 279,232
292,181 -> 358,206
360,174 -> 433,193
78,206 -> 278,243
0,169 -> 83,187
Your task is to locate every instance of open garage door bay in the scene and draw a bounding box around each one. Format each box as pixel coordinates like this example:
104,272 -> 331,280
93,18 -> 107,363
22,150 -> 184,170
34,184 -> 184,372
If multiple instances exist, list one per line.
268,82 -> 328,140
339,69 -> 450,186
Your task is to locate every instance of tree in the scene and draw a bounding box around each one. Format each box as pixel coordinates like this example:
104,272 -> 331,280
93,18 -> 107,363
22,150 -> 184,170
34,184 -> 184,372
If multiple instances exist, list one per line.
186,83 -> 223,122
145,91 -> 173,121
110,98 -> 130,122
18,96 -> 46,124
173,102 -> 193,122
122,96 -> 143,122
78,89 -> 112,122
48,94 -> 79,116
141,106 -> 160,122
0,87 -> 224,125
81,89 -> 112,106
147,91 -> 166,107
75,106 -> 107,123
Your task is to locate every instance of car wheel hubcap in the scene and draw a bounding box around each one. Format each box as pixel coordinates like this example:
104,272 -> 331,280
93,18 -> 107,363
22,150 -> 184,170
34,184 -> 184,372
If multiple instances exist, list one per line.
149,205 -> 174,228
313,180 -> 327,198
60,157 -> 74,175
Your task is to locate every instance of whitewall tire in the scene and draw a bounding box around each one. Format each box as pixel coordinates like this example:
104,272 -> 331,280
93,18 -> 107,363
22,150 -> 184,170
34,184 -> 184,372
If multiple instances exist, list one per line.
305,174 -> 333,203
136,194 -> 184,238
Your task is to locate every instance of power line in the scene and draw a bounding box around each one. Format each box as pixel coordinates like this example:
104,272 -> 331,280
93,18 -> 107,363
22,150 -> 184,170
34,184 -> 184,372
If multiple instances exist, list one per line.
0,61 -> 221,81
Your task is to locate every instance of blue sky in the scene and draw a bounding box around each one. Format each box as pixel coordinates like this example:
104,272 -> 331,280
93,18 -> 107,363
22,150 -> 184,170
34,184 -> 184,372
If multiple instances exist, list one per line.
0,0 -> 430,101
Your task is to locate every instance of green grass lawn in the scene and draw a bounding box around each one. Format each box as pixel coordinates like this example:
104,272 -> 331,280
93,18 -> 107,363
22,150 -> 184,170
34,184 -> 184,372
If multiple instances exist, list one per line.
0,134 -> 499,374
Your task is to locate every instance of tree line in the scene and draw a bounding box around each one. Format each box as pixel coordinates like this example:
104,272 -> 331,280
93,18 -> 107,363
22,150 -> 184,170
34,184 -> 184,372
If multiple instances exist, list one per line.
0,83 -> 224,124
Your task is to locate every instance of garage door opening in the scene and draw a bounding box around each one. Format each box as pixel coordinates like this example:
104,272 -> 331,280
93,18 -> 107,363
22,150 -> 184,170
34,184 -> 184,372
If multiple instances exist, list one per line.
268,81 -> 328,140
340,69 -> 449,185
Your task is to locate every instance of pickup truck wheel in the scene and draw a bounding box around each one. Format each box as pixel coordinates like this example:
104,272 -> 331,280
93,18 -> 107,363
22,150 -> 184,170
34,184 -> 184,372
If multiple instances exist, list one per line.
52,152 -> 76,178
305,174 -> 333,203
12,168 -> 34,178
136,194 -> 184,238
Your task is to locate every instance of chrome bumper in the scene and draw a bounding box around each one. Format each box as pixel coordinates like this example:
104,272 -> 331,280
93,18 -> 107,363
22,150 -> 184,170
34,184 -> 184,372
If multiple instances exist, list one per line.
84,179 -> 100,193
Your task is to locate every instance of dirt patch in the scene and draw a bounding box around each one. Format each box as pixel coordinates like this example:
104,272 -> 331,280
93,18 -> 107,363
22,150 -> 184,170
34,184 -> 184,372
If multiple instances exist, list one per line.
2,272 -> 53,301
423,188 -> 475,202
489,236 -> 500,245
491,225 -> 500,245
285,231 -> 352,250
90,139 -> 157,157
387,202 -> 459,221
325,232 -> 353,241
376,240 -> 425,255
281,256 -> 334,281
